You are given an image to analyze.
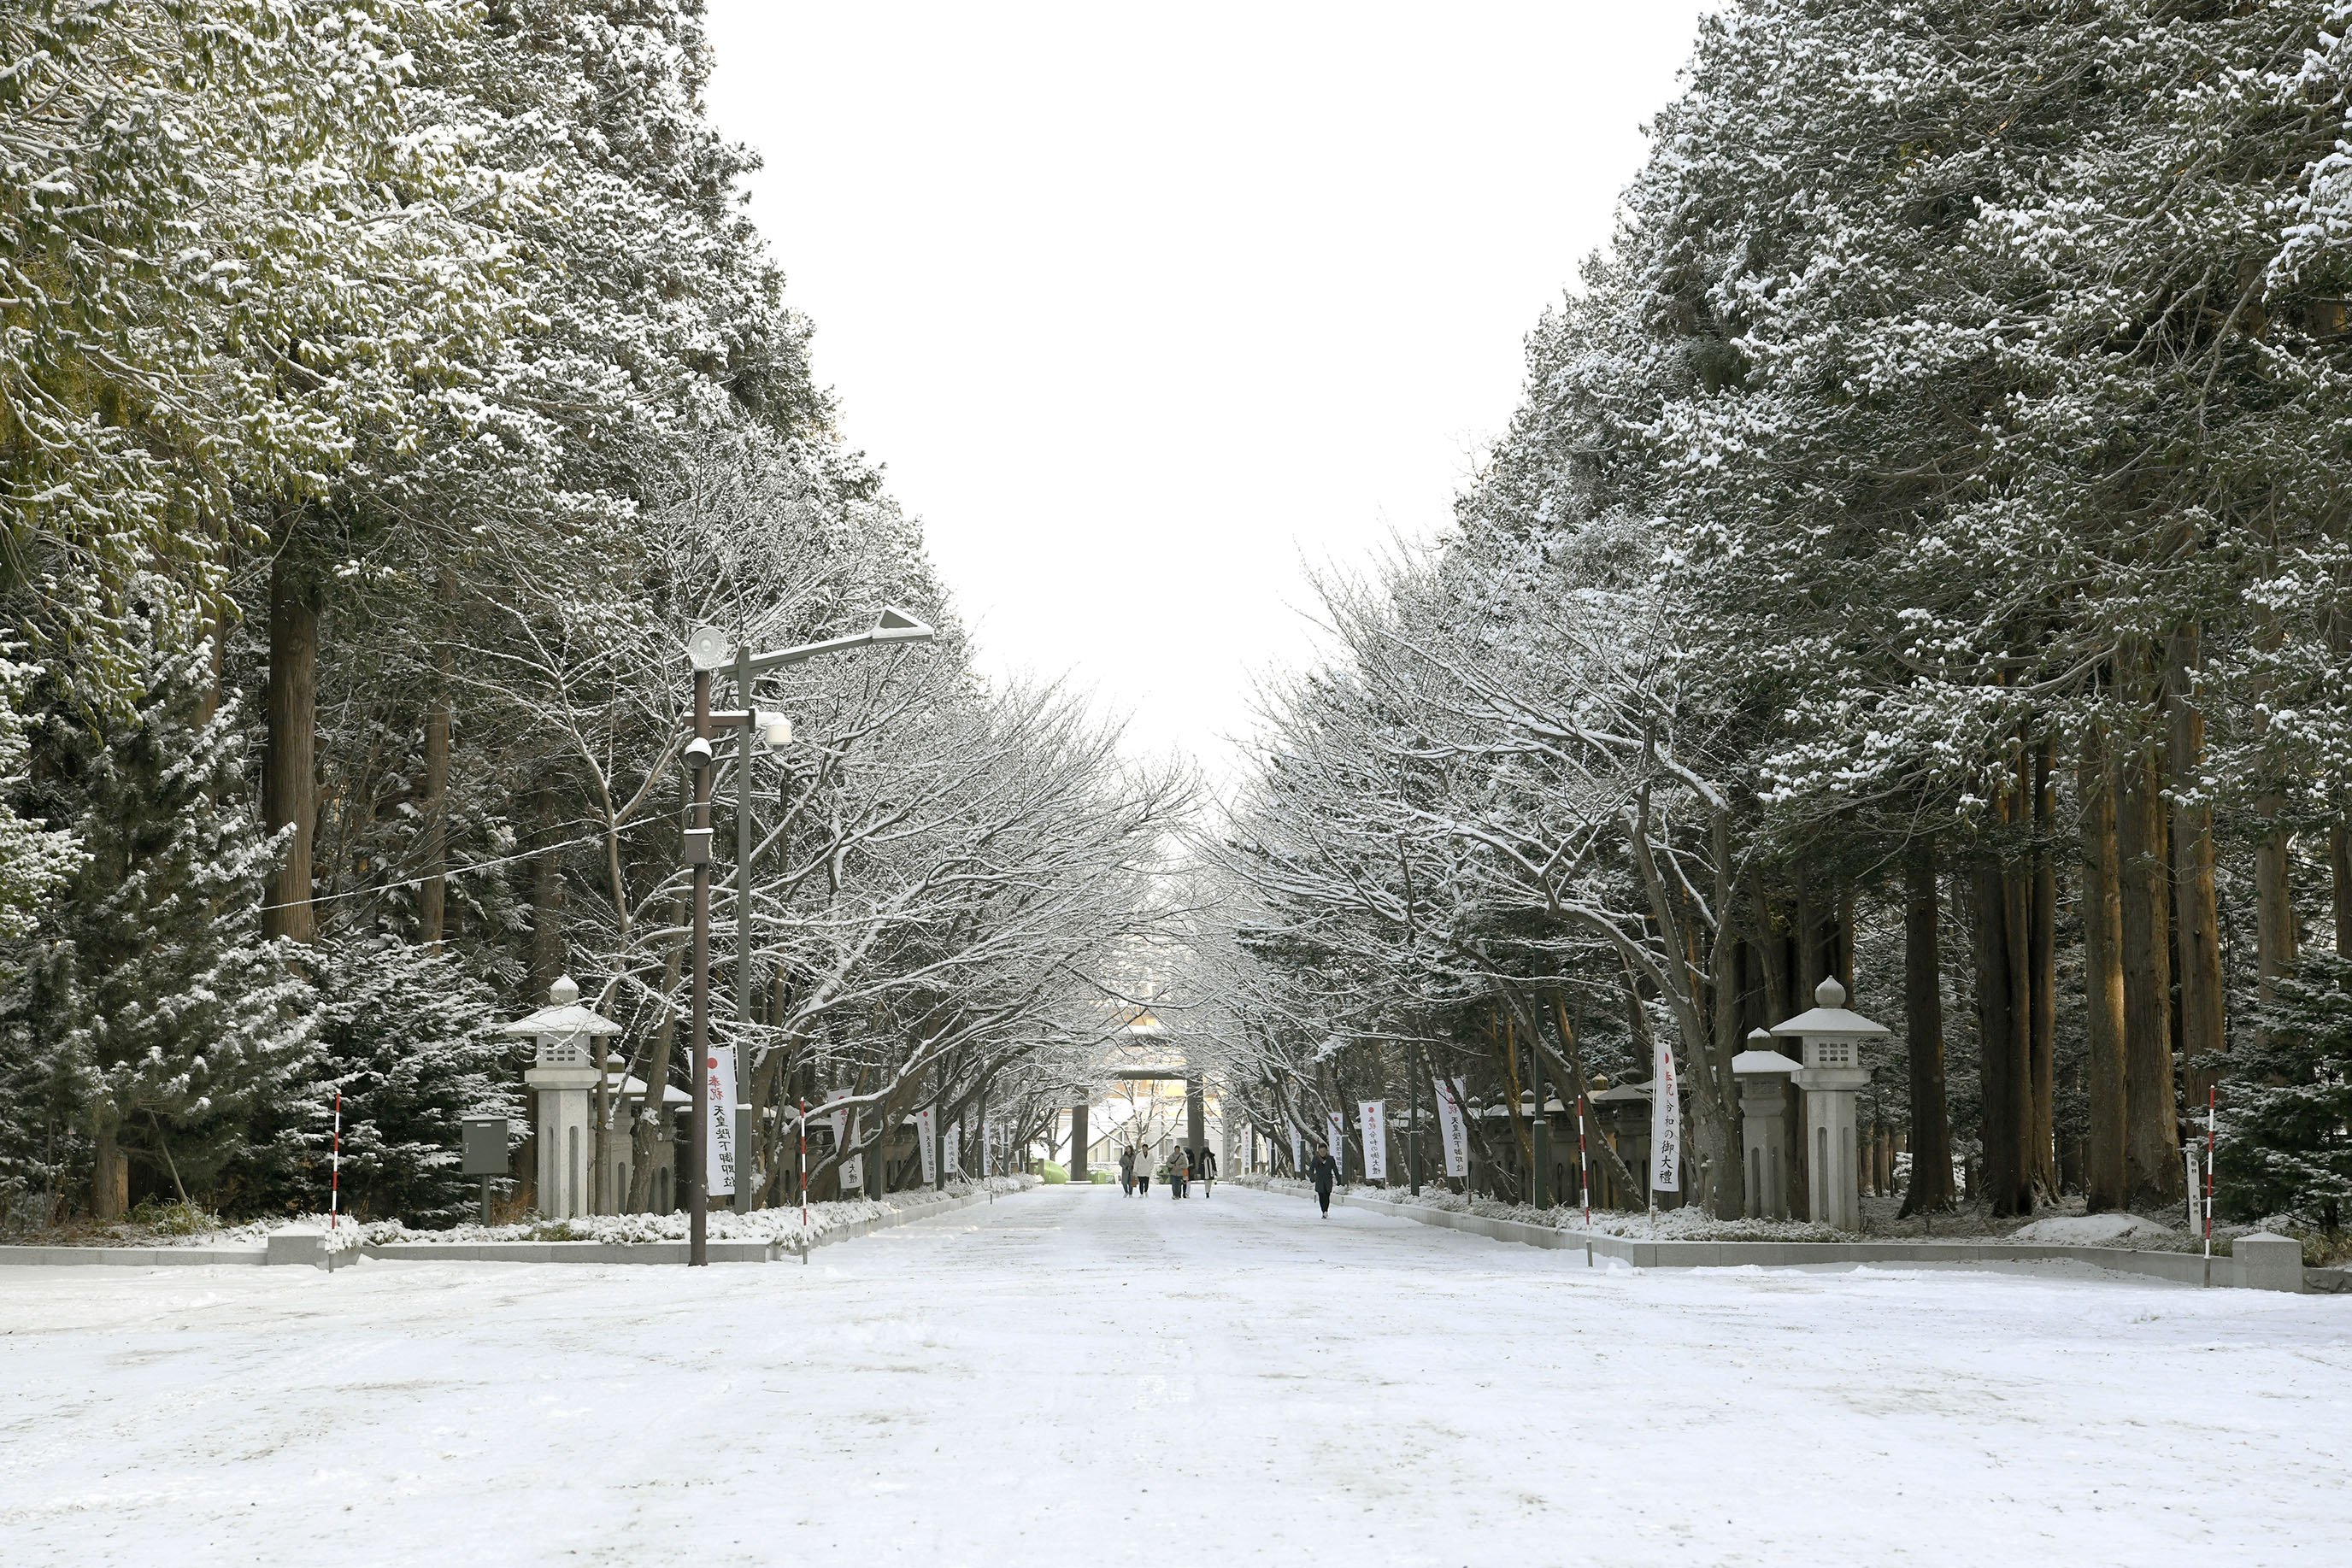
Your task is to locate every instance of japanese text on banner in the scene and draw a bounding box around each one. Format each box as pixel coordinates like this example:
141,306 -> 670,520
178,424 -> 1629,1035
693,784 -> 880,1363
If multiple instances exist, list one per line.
1359,1101 -> 1388,1181
704,1045 -> 738,1198
1434,1076 -> 1468,1178
1649,1037 -> 1680,1193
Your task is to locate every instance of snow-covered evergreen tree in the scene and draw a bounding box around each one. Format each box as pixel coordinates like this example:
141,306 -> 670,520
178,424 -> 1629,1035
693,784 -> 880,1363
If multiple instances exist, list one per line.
2218,954 -> 2352,1230
2,616 -> 313,1213
243,937 -> 520,1225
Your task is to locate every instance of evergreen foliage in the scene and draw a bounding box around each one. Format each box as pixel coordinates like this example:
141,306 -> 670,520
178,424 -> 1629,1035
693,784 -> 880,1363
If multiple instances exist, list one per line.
0,1 -> 1179,1224
3,614 -> 313,1204
2220,955 -> 2352,1230
248,937 -> 520,1226
1199,1 -> 2352,1224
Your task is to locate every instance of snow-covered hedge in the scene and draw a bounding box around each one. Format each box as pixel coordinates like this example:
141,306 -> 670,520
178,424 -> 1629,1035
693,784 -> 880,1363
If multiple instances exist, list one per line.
321,1176 -> 1036,1252
59,1177 -> 1036,1253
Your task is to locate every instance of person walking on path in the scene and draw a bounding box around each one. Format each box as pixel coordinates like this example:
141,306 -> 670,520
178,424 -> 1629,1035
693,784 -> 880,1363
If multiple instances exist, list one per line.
1167,1147 -> 1185,1199
1308,1150 -> 1338,1216
1197,1145 -> 1216,1196
1119,1146 -> 1136,1196
1138,1156 -> 1150,1196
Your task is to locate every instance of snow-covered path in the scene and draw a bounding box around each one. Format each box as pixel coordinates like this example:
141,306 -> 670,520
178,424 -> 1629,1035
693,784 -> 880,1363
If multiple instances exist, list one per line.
2,1184 -> 2345,1566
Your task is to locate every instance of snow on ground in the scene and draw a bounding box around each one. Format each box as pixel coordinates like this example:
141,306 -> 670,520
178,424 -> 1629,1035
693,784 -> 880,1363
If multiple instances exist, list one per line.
1,1184 -> 2344,1566
2008,1211 -> 2180,1245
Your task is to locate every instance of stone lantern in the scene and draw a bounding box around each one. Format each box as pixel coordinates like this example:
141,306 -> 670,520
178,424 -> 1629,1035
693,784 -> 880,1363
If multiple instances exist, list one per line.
1767,976 -> 1886,1232
501,975 -> 622,1219
1731,1028 -> 1802,1220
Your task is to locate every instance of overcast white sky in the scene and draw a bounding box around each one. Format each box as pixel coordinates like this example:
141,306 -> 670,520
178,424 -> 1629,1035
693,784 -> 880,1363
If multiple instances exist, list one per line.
702,3 -> 1711,787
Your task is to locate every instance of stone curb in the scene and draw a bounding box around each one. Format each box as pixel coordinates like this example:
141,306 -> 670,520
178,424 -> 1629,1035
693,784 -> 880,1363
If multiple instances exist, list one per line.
1338,1192 -> 2313,1292
0,1244 -> 268,1267
0,1178 -> 1038,1270
359,1181 -> 1031,1264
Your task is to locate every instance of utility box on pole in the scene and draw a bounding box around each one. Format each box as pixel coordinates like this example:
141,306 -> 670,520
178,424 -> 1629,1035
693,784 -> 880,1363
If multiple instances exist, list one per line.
461,1114 -> 509,1224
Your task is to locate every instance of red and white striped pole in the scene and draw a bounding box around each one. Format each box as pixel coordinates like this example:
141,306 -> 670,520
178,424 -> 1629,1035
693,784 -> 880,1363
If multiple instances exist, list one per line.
329,1091 -> 342,1234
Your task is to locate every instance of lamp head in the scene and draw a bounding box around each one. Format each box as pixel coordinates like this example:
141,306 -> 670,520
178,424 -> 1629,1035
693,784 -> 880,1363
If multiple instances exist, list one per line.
872,607 -> 935,645
757,712 -> 793,754
684,736 -> 714,769
685,625 -> 733,672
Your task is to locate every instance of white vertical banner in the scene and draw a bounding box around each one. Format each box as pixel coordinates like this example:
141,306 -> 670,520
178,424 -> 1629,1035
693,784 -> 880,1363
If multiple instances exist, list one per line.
1649,1037 -> 1681,1193
704,1044 -> 738,1197
982,1119 -> 994,1178
1359,1101 -> 1388,1181
828,1097 -> 862,1190
944,1121 -> 961,1179
1434,1076 -> 1468,1178
916,1107 -> 938,1184
1326,1110 -> 1344,1166
1290,1125 -> 1303,1174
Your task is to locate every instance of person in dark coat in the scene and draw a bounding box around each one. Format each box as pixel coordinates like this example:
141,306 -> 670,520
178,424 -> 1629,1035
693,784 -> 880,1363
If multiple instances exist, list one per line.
1197,1145 -> 1216,1195
1308,1151 -> 1338,1215
1119,1146 -> 1136,1195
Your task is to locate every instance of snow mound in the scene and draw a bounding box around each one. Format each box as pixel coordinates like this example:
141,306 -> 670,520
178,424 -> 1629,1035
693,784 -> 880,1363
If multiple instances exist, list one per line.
2009,1213 -> 2176,1245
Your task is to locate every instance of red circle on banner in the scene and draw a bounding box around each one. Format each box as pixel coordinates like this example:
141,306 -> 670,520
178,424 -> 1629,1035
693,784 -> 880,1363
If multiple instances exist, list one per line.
706,1057 -> 717,1070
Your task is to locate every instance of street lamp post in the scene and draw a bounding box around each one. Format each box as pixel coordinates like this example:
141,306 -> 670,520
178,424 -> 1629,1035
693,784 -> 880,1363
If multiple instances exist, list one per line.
681,608 -> 934,1266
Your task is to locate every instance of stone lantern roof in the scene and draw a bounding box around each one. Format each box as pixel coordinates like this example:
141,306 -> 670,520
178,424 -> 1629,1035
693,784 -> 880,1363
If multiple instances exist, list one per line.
500,975 -> 622,1066
1767,976 -> 1890,1042
1732,1026 -> 1802,1077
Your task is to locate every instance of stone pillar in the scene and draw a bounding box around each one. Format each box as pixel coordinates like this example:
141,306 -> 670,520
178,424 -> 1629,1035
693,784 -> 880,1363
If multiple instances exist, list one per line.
2235,1232 -> 2304,1293
525,1061 -> 597,1219
1070,1102 -> 1089,1183
267,1227 -> 328,1268
1791,1063 -> 1869,1230
1736,1072 -> 1794,1219
1732,1031 -> 1801,1220
1186,1075 -> 1206,1160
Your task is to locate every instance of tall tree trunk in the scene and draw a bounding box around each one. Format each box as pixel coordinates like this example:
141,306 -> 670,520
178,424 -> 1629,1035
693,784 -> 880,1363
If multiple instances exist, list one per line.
526,786 -> 567,1005
417,574 -> 455,948
2254,815 -> 2296,1005
1899,840 -> 1955,1215
2333,823 -> 2352,957
1749,882 -> 1791,1023
416,684 -> 451,948
1834,886 -> 1855,991
1702,879 -> 1746,1219
1794,867 -> 1829,996
91,1125 -> 127,1221
1971,854 -> 2031,1216
2119,712 -> 2182,1206
2249,583 -> 2297,1004
2029,741 -> 2058,1196
262,546 -> 318,944
2079,728 -> 2128,1212
1783,872 -> 1819,1217
2167,625 -> 2226,1105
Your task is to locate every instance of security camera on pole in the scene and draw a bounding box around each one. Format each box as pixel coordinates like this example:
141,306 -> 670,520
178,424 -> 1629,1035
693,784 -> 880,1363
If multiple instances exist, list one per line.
679,608 -> 935,1266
